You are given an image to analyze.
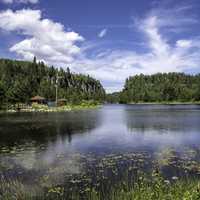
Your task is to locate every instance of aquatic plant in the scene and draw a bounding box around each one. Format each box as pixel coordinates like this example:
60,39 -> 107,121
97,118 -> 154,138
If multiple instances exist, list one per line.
1,150 -> 200,199
1,170 -> 200,200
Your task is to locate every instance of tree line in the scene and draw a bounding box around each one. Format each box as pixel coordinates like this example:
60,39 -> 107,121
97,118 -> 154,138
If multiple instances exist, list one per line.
118,73 -> 200,103
106,73 -> 200,103
2,58 -> 200,106
0,58 -> 105,108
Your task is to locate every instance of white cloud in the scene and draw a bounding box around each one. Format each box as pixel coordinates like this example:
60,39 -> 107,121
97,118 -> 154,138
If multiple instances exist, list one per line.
0,9 -> 84,66
1,0 -> 38,4
0,5 -> 200,93
98,29 -> 107,38
69,6 -> 200,92
176,40 -> 192,48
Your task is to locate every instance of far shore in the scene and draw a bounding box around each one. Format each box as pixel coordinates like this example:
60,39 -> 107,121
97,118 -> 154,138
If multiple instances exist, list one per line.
1,102 -> 200,113
127,101 -> 200,105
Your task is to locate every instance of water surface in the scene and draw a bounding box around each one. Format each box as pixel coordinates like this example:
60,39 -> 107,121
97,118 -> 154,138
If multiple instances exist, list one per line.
1,105 -> 200,195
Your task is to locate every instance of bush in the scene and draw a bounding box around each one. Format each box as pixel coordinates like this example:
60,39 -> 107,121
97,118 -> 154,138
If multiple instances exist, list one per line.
31,103 -> 48,110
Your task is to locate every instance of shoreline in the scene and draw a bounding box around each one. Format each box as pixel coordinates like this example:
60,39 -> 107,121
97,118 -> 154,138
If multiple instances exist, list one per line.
127,101 -> 200,105
0,105 -> 101,113
1,102 -> 200,113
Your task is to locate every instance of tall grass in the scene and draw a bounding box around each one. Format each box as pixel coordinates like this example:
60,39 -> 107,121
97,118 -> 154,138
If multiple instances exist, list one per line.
1,171 -> 200,200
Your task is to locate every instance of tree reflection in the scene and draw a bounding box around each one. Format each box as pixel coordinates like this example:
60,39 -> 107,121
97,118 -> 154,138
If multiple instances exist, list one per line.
124,105 -> 200,134
0,110 -> 101,147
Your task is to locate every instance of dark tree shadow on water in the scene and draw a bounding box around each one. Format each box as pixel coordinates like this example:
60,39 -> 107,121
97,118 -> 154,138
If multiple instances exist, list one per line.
0,110 -> 102,148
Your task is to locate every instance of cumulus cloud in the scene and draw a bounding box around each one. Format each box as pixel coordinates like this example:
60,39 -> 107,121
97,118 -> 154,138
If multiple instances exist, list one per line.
1,0 -> 38,4
98,29 -> 107,38
176,40 -> 192,48
70,5 -> 200,92
0,4 -> 200,92
0,9 -> 84,66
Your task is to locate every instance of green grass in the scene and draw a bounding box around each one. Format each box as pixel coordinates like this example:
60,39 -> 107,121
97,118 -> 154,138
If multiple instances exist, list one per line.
4,100 -> 101,113
1,171 -> 200,200
99,176 -> 200,200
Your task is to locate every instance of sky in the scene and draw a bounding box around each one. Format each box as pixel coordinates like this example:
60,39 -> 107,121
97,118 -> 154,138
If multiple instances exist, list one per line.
0,0 -> 200,92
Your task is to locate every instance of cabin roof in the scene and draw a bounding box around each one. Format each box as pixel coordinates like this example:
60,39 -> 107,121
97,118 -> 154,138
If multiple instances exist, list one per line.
58,98 -> 67,102
30,96 -> 46,101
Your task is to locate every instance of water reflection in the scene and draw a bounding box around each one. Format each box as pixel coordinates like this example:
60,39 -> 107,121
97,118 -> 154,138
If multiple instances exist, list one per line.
1,105 -> 200,163
1,105 -> 200,197
125,104 -> 200,133
124,105 -> 200,149
0,110 -> 101,146
0,110 -> 101,183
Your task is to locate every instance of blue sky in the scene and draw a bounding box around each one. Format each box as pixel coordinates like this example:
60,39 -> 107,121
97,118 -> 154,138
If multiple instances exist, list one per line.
0,0 -> 200,92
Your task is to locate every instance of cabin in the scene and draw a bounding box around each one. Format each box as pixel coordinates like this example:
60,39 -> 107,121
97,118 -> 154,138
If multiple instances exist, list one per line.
58,98 -> 67,106
30,96 -> 46,104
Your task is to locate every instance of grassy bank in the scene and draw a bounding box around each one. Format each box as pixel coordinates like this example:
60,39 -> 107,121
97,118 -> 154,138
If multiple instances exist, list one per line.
2,100 -> 101,113
1,171 -> 200,200
88,176 -> 200,200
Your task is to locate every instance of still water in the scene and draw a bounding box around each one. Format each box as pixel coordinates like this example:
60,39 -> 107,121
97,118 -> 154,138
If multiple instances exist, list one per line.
0,104 -> 200,196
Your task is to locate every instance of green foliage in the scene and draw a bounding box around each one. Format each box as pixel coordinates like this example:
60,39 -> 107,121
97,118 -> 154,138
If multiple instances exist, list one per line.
1,173 -> 200,200
120,73 -> 200,103
31,103 -> 49,110
0,81 -> 5,108
107,174 -> 200,200
0,59 -> 105,106
106,92 -> 120,103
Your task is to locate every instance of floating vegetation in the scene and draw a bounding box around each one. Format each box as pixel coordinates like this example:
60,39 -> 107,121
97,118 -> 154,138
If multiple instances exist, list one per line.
156,148 -> 178,167
1,147 -> 200,199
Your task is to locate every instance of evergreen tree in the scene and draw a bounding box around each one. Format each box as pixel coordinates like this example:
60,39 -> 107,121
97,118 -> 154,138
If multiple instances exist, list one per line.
119,73 -> 200,103
0,59 -> 106,105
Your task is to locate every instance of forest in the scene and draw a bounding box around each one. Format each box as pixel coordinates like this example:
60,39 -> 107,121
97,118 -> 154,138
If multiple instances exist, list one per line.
119,73 -> 200,103
1,58 -> 200,107
0,58 -> 105,108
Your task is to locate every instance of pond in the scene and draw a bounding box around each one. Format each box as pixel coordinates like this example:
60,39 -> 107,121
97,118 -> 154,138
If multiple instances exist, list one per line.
0,104 -> 200,198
